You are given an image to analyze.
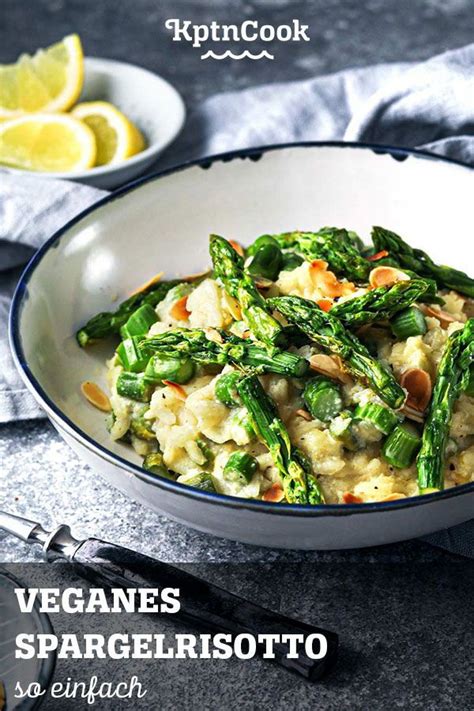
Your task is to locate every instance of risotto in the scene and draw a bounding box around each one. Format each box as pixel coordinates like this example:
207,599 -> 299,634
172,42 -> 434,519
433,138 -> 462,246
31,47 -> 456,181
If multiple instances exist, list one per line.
77,226 -> 474,505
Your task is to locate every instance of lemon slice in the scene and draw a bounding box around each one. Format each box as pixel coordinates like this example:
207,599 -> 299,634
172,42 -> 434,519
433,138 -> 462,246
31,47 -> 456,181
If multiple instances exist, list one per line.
71,101 -> 145,166
0,114 -> 96,172
0,34 -> 84,119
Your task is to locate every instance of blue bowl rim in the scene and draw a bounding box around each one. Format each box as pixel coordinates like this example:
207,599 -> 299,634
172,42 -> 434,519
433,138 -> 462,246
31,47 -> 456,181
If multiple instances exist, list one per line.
9,140 -> 474,518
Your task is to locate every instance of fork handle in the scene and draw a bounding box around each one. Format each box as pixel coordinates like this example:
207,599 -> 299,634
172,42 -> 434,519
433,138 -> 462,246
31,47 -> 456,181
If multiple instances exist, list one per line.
71,537 -> 338,680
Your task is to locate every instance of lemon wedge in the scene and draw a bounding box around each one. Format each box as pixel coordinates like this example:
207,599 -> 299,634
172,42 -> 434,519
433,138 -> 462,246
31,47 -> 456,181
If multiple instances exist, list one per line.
0,34 -> 84,119
0,113 -> 96,172
71,101 -> 145,165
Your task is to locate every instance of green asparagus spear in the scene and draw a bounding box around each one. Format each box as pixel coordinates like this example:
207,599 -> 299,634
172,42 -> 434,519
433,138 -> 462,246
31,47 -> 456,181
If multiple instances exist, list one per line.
141,328 -> 308,377
330,279 -> 430,327
76,279 -> 183,347
372,226 -> 474,298
209,234 -> 285,347
269,295 -> 405,409
236,375 -> 324,504
417,319 -> 474,493
271,228 -> 371,282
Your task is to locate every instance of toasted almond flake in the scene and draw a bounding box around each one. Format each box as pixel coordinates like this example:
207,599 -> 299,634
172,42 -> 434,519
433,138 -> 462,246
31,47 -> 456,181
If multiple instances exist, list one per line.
129,271 -> 164,296
229,239 -> 245,257
310,259 -> 355,298
400,368 -> 432,413
369,266 -> 410,288
254,276 -> 274,290
295,408 -> 313,421
223,292 -> 242,320
170,295 -> 190,321
310,259 -> 329,271
81,381 -> 111,412
400,403 -> 425,423
309,354 -> 352,384
205,327 -> 224,344
422,305 -> 458,329
241,330 -> 252,339
262,484 -> 285,503
317,298 -> 333,312
367,249 -> 389,262
342,492 -> 363,504
162,380 -> 187,400
382,493 -> 407,501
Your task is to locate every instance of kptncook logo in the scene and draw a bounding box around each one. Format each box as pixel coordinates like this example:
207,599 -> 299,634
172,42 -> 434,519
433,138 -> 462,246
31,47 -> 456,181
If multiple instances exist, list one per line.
164,19 -> 310,60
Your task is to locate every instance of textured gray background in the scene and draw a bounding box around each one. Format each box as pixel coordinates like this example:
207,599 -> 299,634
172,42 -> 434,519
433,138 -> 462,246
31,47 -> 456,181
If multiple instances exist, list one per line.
0,3 -> 473,708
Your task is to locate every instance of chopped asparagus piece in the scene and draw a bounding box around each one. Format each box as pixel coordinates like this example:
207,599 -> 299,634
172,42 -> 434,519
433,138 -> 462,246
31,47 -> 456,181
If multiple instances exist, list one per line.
141,328 -> 309,377
144,353 -> 195,384
269,295 -> 405,409
215,371 -> 243,407
272,228 -> 371,281
354,402 -> 400,435
383,423 -> 421,469
120,303 -> 157,339
223,451 -> 258,485
116,372 -> 153,402
116,337 -> 150,372
237,374 -> 324,504
209,234 -> 285,347
331,280 -> 430,328
77,280 -> 182,346
247,239 -> 282,281
417,319 -> 474,493
372,226 -> 474,298
390,306 -> 427,339
303,378 -> 343,422
142,452 -> 174,479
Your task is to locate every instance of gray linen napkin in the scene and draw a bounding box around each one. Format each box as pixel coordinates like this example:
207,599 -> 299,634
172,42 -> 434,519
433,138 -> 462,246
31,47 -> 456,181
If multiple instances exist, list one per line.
1,44 -> 472,553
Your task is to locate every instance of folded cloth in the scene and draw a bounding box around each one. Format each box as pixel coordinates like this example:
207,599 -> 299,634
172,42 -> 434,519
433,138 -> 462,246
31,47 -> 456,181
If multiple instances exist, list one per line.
0,175 -> 107,421
0,45 -> 472,554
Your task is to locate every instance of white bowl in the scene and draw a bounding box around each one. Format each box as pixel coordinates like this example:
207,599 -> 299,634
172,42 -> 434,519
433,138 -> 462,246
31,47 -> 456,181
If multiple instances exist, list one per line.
3,57 -> 186,189
10,143 -> 474,549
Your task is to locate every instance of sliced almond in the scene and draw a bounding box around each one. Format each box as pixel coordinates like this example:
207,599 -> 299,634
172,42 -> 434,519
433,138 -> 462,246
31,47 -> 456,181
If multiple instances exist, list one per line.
229,239 -> 245,257
423,305 -> 458,329
342,492 -> 363,504
81,381 -> 111,412
369,266 -> 410,288
254,276 -> 274,290
162,380 -> 187,400
262,484 -> 285,503
223,292 -> 242,321
310,259 -> 355,298
367,249 -> 389,262
317,298 -> 333,312
129,271 -> 164,297
309,354 -> 352,384
400,403 -> 425,423
295,408 -> 313,421
204,327 -> 224,344
170,295 -> 190,321
310,259 -> 329,271
400,368 -> 432,413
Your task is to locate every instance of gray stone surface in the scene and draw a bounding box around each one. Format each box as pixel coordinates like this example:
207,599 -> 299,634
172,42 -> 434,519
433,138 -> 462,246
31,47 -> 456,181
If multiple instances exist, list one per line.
0,3 -> 473,707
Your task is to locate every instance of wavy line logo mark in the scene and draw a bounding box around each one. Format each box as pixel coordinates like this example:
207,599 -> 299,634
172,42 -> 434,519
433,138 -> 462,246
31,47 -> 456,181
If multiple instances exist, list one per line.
165,19 -> 309,61
201,49 -> 274,61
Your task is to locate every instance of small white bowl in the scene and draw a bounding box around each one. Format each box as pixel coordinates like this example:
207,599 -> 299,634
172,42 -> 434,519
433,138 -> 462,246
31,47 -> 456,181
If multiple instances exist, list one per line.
4,57 -> 186,189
